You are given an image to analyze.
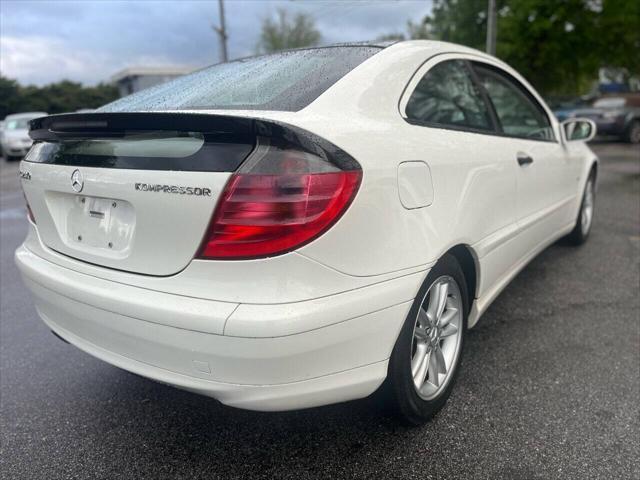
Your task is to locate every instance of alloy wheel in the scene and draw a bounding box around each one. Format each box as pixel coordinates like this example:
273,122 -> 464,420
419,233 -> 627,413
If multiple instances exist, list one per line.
581,178 -> 595,235
410,276 -> 463,400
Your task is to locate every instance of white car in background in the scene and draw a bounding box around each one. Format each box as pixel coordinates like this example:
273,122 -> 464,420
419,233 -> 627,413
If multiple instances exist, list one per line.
16,41 -> 597,424
1,112 -> 48,161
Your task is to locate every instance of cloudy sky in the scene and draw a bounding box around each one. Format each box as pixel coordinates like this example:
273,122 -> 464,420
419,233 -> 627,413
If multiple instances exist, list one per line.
0,0 -> 432,86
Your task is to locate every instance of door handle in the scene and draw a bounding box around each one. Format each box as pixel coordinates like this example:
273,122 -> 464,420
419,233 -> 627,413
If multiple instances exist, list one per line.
517,153 -> 534,166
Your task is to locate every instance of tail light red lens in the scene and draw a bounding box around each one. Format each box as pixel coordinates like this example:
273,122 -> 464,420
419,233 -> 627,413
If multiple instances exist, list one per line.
197,140 -> 362,259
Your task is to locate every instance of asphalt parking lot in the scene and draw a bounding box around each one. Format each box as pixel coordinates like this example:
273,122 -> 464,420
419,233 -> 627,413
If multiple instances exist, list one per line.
1,142 -> 638,480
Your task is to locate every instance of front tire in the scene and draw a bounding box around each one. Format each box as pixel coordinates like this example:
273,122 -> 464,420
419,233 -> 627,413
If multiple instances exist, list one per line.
566,173 -> 596,245
384,254 -> 468,425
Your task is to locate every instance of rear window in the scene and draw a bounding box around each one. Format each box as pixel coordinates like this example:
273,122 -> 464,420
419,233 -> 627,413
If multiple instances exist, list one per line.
6,118 -> 34,130
100,46 -> 381,113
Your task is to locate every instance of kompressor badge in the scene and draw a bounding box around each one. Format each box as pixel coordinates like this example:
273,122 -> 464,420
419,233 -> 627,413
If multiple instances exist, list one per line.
134,183 -> 212,196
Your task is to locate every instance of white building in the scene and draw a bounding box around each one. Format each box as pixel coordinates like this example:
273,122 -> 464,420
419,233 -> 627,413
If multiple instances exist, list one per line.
111,66 -> 195,97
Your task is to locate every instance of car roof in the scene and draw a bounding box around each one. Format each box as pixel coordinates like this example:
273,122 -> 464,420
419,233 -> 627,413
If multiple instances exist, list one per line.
391,39 -> 493,58
241,39 -> 485,60
313,40 -> 397,49
277,38 -> 554,126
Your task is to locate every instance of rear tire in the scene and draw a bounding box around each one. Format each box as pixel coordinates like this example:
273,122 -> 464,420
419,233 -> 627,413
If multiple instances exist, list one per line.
626,120 -> 640,144
383,254 -> 468,425
566,172 -> 595,245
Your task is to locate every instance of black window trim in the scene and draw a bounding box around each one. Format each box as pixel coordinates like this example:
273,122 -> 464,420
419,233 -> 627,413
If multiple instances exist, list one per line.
404,117 -> 500,136
469,60 -> 558,143
401,58 -> 497,135
400,55 -> 559,144
463,60 -> 502,132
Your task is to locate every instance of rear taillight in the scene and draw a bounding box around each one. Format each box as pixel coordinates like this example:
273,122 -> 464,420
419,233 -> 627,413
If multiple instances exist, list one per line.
197,139 -> 361,259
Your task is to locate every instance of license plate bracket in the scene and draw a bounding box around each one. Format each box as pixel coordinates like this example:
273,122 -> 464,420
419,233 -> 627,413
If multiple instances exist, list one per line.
64,194 -> 135,254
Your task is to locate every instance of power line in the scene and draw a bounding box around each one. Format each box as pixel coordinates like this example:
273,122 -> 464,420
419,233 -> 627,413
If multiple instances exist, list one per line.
213,0 -> 228,63
486,0 -> 497,55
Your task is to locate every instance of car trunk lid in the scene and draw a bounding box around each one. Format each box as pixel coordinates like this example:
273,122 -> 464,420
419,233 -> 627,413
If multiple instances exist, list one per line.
21,112 -> 256,276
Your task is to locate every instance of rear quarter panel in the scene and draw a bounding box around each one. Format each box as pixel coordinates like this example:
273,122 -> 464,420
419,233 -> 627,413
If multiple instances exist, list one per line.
285,43 -> 521,278
291,113 -> 518,277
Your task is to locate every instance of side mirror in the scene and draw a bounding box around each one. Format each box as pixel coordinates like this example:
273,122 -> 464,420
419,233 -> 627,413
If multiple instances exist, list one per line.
561,118 -> 597,143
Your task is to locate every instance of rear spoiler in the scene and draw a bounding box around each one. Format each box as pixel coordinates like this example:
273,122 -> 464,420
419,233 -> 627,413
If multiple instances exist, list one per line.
28,112 -> 358,171
29,112 -> 253,141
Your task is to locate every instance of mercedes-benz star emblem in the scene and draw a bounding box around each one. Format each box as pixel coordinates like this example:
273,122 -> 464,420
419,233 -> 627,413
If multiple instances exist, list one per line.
71,169 -> 84,193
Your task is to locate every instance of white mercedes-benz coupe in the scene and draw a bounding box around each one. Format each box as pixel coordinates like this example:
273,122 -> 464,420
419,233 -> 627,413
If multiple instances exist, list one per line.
16,41 -> 597,424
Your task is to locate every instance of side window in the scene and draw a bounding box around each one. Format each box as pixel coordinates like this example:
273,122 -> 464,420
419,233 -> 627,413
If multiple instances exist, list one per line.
405,60 -> 493,132
474,64 -> 555,141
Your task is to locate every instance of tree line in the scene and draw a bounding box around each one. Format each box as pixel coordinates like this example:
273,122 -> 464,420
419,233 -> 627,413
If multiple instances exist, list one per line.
259,0 -> 639,97
0,77 -> 119,120
415,0 -> 639,96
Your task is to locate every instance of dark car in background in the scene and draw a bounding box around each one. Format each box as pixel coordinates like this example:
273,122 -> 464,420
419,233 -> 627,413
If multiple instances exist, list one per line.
552,98 -> 591,122
554,94 -> 640,143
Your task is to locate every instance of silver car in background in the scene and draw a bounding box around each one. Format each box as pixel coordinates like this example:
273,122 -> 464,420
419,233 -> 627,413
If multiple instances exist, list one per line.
1,112 -> 48,161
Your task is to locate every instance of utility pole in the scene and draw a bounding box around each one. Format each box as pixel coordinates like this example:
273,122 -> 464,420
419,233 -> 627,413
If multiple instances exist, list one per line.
486,0 -> 497,56
213,0 -> 228,63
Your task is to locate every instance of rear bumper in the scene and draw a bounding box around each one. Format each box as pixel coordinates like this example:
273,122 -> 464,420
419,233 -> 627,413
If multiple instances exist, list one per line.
16,245 -> 418,411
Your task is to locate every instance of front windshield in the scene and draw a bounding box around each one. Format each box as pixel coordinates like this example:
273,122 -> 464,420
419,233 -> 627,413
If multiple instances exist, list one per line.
100,46 -> 381,112
5,118 -> 33,130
